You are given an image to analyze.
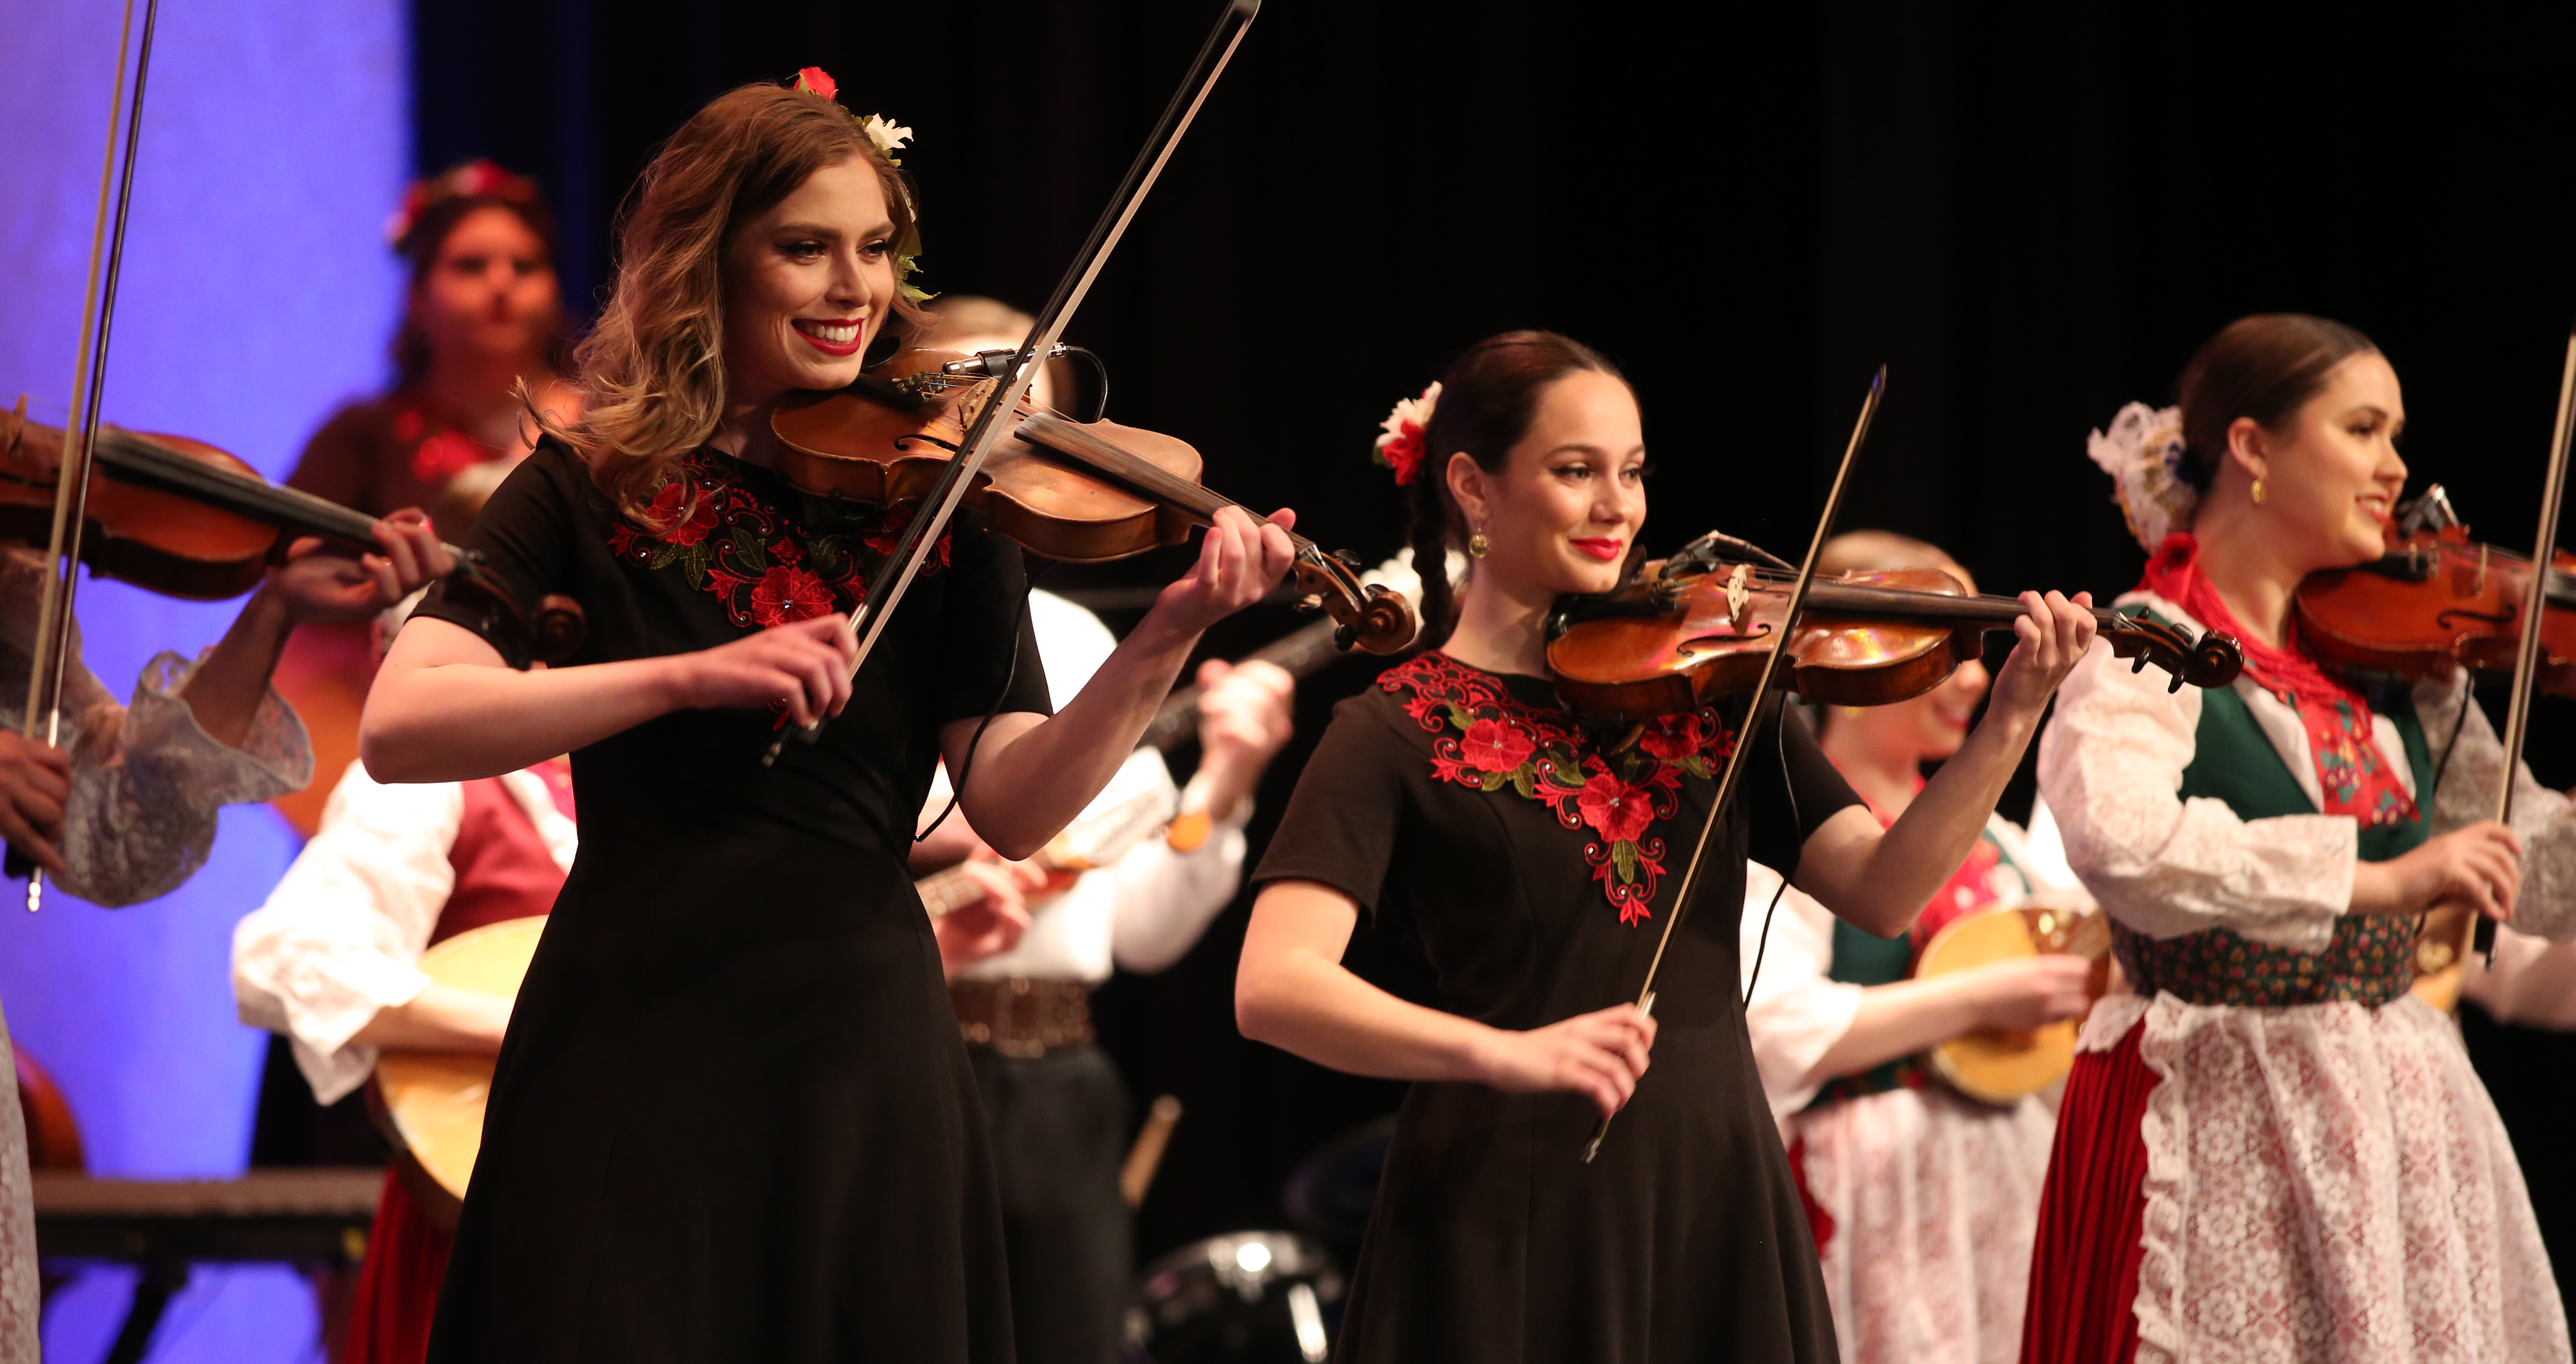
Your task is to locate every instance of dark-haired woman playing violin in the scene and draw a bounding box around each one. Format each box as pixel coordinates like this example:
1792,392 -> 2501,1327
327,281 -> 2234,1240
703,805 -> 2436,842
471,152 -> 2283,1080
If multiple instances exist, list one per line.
2022,314 -> 2576,1364
360,72 -> 1294,1364
1233,330 -> 2097,1363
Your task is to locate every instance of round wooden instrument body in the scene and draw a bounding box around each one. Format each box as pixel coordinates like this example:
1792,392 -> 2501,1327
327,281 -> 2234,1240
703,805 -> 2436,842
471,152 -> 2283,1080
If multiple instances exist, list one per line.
1914,901 -> 2104,1106
770,349 -> 1207,564
0,426 -> 278,599
2299,527 -> 2576,694
371,916 -> 546,1228
1548,566 -> 1976,723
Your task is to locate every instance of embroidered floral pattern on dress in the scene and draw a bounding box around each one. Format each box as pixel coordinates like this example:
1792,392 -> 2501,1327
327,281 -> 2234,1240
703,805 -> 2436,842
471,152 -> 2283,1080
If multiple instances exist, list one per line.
606,451 -> 949,629
1380,652 -> 1733,923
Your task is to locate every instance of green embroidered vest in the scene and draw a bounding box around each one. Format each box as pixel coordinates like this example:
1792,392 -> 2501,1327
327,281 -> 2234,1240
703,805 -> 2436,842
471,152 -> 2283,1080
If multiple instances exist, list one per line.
2107,679 -> 2434,1008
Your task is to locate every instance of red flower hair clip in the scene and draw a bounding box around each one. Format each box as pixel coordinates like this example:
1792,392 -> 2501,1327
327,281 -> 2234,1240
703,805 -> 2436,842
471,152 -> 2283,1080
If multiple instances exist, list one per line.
1373,381 -> 1442,487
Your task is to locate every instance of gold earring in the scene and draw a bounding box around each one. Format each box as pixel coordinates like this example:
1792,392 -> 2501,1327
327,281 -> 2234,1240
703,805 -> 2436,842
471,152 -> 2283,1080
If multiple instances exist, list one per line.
2251,478 -> 2267,506
1467,531 -> 1491,559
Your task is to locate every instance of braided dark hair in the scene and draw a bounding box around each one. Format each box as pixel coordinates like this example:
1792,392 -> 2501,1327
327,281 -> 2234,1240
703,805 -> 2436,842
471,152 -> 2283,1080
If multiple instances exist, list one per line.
1403,330 -> 1623,648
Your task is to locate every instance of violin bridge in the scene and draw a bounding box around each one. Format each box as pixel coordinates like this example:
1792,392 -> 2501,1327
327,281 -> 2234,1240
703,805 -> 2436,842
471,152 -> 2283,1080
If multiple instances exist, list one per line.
1724,564 -> 1751,632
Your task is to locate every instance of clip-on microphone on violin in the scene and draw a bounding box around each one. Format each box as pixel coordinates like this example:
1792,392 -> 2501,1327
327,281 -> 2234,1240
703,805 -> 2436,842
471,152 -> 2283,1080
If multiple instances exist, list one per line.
937,346 -> 1111,425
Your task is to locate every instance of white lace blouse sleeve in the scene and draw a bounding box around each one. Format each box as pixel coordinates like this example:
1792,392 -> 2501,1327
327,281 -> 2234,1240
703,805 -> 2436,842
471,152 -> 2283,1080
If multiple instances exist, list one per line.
54,648 -> 314,908
231,764 -> 463,1106
1740,860 -> 1860,1120
2037,640 -> 2354,952
2415,670 -> 2576,941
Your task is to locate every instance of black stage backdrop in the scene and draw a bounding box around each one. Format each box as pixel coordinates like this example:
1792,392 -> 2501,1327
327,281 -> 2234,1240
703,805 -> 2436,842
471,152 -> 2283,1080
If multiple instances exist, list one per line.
415,0 -> 2576,1276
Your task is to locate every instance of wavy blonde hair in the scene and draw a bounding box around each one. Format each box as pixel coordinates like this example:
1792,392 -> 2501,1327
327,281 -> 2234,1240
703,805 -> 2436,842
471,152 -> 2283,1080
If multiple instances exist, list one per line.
543,80 -> 927,519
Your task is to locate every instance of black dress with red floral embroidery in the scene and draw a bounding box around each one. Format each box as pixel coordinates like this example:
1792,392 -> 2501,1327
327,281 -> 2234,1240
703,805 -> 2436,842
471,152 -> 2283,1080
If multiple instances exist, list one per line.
1255,653 -> 1860,1364
412,440 -> 1049,1364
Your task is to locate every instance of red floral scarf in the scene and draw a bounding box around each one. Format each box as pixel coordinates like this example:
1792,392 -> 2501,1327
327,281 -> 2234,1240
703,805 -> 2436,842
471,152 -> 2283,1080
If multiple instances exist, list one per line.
2137,534 -> 2416,826
1380,653 -> 1736,924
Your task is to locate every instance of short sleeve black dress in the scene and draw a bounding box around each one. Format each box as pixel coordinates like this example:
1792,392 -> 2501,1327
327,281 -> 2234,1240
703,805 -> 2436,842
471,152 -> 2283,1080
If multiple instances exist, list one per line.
1254,652 -> 1860,1364
414,440 -> 1050,1364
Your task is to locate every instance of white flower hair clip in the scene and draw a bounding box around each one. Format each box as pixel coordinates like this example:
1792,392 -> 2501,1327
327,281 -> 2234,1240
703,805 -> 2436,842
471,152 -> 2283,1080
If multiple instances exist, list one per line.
2086,401 -> 2198,553
1373,382 -> 1442,486
858,114 -> 914,166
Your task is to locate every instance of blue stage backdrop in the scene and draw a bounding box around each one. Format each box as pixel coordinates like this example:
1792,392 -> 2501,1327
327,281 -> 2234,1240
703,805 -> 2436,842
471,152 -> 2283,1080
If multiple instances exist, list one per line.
0,0 -> 407,1358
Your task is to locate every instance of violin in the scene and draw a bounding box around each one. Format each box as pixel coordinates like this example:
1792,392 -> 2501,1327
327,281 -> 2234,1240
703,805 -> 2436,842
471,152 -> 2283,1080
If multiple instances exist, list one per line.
0,410 -> 584,669
768,348 -> 1416,655
2296,487 -> 2576,692
1544,530 -> 2247,727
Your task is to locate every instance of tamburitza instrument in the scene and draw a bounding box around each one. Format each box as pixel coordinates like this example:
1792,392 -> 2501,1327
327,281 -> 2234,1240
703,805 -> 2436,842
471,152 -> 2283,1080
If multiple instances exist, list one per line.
369,917 -> 547,1228
1909,898 -> 2112,1106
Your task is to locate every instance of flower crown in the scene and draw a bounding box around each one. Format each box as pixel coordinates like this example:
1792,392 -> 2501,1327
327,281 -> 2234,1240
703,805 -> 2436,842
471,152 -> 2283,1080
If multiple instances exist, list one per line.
794,67 -> 931,302
1373,381 -> 1442,486
2086,401 -> 2199,552
385,159 -> 543,253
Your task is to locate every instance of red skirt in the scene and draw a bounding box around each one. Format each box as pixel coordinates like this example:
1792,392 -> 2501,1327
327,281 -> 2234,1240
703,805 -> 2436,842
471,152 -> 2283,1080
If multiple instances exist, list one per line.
2018,1024 -> 2154,1364
341,1169 -> 453,1364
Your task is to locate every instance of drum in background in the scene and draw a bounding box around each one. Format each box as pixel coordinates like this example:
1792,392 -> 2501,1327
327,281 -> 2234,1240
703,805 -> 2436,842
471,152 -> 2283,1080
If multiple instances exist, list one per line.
1126,1231 -> 1343,1364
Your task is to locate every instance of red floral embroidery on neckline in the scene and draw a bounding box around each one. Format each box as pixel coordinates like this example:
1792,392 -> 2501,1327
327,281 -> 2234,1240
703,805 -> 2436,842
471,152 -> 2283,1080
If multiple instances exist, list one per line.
605,449 -> 950,631
1380,652 -> 1735,924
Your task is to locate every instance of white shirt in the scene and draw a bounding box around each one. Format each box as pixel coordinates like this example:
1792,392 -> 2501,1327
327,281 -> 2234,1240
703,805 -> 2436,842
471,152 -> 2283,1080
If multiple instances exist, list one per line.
944,589 -> 1249,984
231,762 -> 578,1105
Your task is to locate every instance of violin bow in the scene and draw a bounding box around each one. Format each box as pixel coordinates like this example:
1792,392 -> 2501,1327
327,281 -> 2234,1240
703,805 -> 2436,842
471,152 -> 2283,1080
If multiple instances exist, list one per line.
2469,314 -> 2576,964
763,0 -> 1262,767
1583,366 -> 1885,1163
10,0 -> 163,909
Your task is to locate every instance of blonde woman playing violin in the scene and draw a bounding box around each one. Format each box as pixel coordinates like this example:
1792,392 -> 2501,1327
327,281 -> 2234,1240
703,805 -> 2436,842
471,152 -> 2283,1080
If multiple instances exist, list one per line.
361,73 -> 1294,1364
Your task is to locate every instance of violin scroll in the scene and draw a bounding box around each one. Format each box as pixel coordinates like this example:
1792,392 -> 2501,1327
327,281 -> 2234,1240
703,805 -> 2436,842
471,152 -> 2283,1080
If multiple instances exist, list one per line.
2103,614 -> 2245,693
1289,550 -> 1416,655
439,565 -> 589,671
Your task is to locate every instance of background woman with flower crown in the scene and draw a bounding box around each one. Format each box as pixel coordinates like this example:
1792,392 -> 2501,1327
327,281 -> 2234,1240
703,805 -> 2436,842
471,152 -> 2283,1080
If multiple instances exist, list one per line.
2021,313 -> 2576,1364
1233,329 -> 2099,1363
255,160 -> 582,842
358,70 -> 1297,1364
289,159 -> 577,541
1738,528 -> 2096,1364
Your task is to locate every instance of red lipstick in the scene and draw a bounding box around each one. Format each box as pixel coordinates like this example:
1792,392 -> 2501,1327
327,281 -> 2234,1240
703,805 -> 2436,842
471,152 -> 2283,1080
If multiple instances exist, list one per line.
793,317 -> 867,357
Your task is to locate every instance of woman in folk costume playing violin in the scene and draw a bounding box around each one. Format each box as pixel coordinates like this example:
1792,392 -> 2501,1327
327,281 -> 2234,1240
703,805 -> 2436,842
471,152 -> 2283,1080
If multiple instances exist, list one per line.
1234,330 -> 2100,1364
2021,313 -> 2576,1364
359,70 -> 1296,1364
1739,529 -> 2097,1364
